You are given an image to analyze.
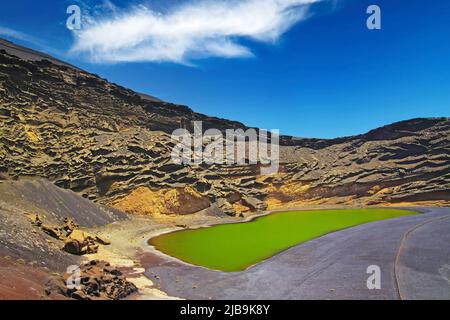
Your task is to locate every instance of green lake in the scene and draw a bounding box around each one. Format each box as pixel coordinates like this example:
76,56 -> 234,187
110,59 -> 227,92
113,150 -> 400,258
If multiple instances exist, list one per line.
149,208 -> 416,272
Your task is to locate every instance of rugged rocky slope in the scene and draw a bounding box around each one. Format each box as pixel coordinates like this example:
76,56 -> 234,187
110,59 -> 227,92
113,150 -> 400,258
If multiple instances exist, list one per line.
0,179 -> 125,271
269,117 -> 450,208
0,40 -> 449,217
0,178 -> 132,299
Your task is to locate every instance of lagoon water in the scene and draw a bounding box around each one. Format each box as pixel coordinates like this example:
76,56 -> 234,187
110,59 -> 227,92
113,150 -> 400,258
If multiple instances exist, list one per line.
149,208 -> 415,272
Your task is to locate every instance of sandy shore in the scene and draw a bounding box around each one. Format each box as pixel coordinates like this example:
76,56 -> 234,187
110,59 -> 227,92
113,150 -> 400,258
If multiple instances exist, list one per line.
86,208 -> 243,299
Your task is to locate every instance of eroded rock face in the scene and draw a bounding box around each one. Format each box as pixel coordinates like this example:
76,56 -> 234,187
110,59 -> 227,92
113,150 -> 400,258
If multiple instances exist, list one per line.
242,197 -> 268,212
0,45 -> 449,215
45,260 -> 138,300
111,186 -> 211,216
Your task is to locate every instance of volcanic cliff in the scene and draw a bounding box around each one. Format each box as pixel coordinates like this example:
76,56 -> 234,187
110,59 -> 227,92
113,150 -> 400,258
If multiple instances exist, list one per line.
0,38 -> 449,218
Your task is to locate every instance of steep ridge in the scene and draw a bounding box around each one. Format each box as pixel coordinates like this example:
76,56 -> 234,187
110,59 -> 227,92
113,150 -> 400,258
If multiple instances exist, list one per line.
0,40 -> 449,216
0,38 -> 79,70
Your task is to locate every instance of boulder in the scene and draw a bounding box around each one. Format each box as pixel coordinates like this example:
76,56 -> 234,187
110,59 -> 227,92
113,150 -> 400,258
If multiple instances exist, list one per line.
216,198 -> 236,216
242,197 -> 268,212
226,191 -> 242,204
63,239 -> 83,255
45,260 -> 138,300
68,229 -> 91,243
62,217 -> 79,235
63,230 -> 99,255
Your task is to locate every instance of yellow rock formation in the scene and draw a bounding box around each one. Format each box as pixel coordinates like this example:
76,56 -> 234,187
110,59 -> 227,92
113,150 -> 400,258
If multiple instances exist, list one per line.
111,186 -> 211,216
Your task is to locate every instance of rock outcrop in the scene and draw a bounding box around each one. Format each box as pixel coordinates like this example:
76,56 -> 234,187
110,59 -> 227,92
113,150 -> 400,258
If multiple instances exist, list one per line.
45,260 -> 138,300
0,179 -> 129,300
111,186 -> 211,216
23,206 -> 111,256
63,230 -> 100,255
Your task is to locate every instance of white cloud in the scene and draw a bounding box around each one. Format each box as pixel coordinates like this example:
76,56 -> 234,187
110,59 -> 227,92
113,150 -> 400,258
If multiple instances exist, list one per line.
71,0 -> 321,64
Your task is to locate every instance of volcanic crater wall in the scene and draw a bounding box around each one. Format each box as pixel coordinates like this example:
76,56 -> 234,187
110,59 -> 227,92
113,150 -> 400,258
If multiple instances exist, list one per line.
0,45 -> 449,215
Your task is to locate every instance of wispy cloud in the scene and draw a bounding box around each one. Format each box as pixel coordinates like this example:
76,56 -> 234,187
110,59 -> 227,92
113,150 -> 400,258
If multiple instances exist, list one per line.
71,0 -> 321,64
0,26 -> 39,43
0,25 -> 62,56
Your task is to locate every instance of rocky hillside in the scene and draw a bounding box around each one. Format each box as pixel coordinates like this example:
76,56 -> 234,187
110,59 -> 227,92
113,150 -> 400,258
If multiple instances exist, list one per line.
270,117 -> 450,209
0,39 -> 449,216
0,179 -> 125,270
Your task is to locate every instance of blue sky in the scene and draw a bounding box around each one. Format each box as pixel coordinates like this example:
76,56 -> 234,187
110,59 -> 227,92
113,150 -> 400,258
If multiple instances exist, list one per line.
0,0 -> 449,138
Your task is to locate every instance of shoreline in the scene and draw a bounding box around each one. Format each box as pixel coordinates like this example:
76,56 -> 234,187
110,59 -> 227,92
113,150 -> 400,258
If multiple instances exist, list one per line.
86,205 -> 434,299
147,206 -> 450,300
143,206 -> 424,274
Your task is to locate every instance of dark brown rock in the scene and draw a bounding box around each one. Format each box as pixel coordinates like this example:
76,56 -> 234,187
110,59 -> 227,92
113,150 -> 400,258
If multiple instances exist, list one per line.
41,225 -> 64,240
63,230 -> 100,255
216,198 -> 236,216
45,260 -> 138,300
242,197 -> 268,212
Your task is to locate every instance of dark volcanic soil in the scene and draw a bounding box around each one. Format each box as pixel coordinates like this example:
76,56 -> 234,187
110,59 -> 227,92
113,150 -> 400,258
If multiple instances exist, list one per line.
0,256 -> 66,300
0,179 -> 125,271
